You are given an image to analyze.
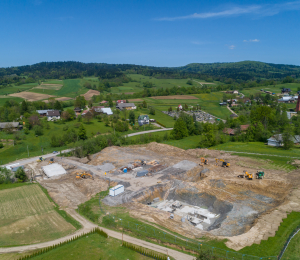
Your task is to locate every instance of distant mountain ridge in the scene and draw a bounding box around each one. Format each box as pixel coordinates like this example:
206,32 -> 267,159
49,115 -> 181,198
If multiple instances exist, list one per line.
0,61 -> 299,84
175,61 -> 300,80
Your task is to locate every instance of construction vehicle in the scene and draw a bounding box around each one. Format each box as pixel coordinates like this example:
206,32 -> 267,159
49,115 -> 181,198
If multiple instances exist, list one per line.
48,158 -> 54,164
200,158 -> 208,166
76,172 -> 94,180
215,159 -> 230,167
238,171 -> 253,180
36,157 -> 45,162
256,171 -> 265,179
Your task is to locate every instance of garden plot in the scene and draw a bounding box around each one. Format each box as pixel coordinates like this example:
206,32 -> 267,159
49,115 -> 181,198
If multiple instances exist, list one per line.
9,92 -> 55,101
0,185 -> 75,246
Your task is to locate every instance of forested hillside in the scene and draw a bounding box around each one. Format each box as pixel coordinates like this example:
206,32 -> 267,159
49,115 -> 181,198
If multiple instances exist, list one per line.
177,61 -> 300,81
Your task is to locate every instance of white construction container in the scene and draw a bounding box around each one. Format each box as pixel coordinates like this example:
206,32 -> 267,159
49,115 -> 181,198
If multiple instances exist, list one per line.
109,185 -> 124,197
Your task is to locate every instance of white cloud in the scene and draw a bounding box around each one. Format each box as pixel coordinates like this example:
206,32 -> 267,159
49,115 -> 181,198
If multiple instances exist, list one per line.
155,1 -> 300,21
244,39 -> 260,42
228,45 -> 236,50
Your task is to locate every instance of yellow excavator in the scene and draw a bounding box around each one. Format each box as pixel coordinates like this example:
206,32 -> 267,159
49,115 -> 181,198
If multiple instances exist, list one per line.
215,159 -> 230,167
76,172 -> 94,180
200,157 -> 208,166
238,171 -> 253,180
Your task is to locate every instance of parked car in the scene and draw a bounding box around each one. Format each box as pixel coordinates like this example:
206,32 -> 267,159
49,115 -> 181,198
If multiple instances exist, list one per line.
53,151 -> 58,154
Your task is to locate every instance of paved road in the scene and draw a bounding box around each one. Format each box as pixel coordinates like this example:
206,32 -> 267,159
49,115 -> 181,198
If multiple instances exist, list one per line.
0,209 -> 194,260
1,129 -> 173,168
126,128 -> 173,137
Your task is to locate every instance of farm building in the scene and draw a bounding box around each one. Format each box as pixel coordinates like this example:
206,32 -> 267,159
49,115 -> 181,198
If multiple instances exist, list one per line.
117,100 -> 126,103
92,106 -> 104,113
101,108 -> 113,115
230,114 -> 238,118
0,122 -> 22,131
278,96 -> 295,103
223,128 -> 236,136
178,104 -> 183,110
100,101 -> 107,104
267,134 -> 300,147
116,103 -> 136,110
47,110 -> 60,121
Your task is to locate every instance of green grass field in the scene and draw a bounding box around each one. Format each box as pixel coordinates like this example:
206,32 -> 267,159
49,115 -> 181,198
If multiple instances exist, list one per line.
192,93 -> 232,119
242,82 -> 300,97
0,84 -> 37,95
281,229 -> 300,260
0,234 -> 161,260
0,184 -> 76,246
56,79 -> 88,97
109,74 -> 218,94
163,135 -> 201,149
0,97 -> 23,106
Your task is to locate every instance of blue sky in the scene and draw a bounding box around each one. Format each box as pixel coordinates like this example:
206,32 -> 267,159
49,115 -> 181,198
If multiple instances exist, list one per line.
1,0 -> 300,67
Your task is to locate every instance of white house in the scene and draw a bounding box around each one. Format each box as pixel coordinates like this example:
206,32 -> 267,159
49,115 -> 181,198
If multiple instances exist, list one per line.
47,110 -> 60,121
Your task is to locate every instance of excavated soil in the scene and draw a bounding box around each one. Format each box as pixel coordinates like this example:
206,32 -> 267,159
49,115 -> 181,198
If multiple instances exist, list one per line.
28,142 -> 300,250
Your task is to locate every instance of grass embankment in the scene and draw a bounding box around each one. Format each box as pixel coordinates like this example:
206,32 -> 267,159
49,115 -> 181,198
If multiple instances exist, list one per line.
281,229 -> 300,260
0,234 -> 160,260
0,97 -> 24,106
0,184 -> 78,246
0,84 -> 38,96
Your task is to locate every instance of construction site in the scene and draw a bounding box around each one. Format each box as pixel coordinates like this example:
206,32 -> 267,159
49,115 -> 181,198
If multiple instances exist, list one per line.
23,142 -> 300,251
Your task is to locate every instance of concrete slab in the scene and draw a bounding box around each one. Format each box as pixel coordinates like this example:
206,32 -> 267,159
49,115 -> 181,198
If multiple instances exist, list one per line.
42,163 -> 67,178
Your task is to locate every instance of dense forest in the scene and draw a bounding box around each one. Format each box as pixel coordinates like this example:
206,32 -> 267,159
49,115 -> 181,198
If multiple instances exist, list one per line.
177,61 -> 300,81
0,61 -> 299,87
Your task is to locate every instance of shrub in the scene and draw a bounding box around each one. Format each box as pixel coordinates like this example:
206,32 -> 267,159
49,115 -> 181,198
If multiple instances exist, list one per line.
0,143 -> 3,149
33,125 -> 43,136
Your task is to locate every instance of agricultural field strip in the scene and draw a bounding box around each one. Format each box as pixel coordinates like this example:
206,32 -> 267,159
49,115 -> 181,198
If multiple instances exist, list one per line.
0,185 -> 53,219
218,150 -> 300,158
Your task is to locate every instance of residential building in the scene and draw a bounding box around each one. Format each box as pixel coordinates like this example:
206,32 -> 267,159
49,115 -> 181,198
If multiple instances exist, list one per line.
267,134 -> 300,147
223,128 -> 236,135
281,88 -> 291,94
278,96 -> 295,103
117,100 -> 126,104
74,107 -> 81,116
37,110 -> 53,117
138,115 -> 149,126
116,103 -> 136,110
47,110 -> 60,121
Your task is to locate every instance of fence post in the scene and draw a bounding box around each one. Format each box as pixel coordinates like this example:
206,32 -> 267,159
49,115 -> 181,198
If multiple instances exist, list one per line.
153,229 -> 155,236
198,243 -> 200,250
175,236 -> 177,243
128,222 -> 129,228
135,224 -> 138,230
242,254 -> 244,260
163,232 -> 166,239
186,239 -> 188,246
212,247 -> 214,255
226,251 -> 228,259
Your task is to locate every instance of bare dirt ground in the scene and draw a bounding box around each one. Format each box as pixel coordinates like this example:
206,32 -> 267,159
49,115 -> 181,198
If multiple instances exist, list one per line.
24,143 -> 300,251
81,90 -> 100,100
150,95 -> 198,100
128,99 -> 144,102
9,92 -> 55,101
43,97 -> 73,103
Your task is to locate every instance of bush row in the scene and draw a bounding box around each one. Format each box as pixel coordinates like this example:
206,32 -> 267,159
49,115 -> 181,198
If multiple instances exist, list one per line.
122,241 -> 169,260
17,228 -> 107,260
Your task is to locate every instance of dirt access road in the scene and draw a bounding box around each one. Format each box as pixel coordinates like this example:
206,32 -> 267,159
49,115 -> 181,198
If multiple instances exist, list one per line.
0,209 -> 194,260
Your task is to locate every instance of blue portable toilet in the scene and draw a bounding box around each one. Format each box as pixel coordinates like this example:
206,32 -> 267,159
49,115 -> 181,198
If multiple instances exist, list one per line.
123,168 -> 127,173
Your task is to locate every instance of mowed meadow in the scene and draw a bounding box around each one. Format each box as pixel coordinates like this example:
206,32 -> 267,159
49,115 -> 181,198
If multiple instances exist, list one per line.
0,184 -> 76,246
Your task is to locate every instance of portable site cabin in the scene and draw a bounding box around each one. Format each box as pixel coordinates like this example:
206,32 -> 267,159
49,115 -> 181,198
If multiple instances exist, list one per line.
109,185 -> 124,197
